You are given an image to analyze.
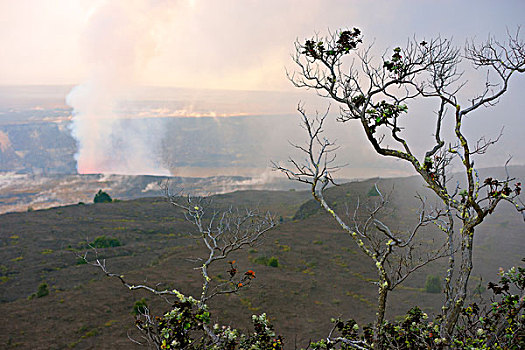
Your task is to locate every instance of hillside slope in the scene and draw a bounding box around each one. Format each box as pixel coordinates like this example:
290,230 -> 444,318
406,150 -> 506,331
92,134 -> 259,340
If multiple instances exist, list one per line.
0,170 -> 523,349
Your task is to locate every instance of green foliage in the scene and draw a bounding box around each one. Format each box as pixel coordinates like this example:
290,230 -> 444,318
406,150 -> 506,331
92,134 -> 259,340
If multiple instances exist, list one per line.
253,256 -> 269,266
425,274 -> 442,293
81,329 -> 98,338
306,262 -> 525,349
366,100 -> 408,134
293,199 -> 321,220
75,258 -> 87,265
131,280 -> 521,350
302,28 -> 361,60
254,256 -> 279,268
383,47 -> 405,74
91,235 -> 121,248
238,314 -> 283,350
94,189 -> 112,203
453,262 -> 525,349
36,282 -> 50,297
367,186 -> 380,197
472,281 -> 486,297
135,292 -> 283,350
28,282 -> 49,300
268,256 -> 279,268
132,298 -> 148,316
139,274 -> 524,350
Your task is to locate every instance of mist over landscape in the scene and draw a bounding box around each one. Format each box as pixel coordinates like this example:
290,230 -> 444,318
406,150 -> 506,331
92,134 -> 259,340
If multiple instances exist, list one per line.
0,85 -> 419,214
1,84 -> 524,214
1,1 -> 525,349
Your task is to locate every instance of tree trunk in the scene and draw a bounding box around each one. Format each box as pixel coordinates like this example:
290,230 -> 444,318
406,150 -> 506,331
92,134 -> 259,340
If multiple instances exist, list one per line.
375,285 -> 388,349
443,226 -> 474,339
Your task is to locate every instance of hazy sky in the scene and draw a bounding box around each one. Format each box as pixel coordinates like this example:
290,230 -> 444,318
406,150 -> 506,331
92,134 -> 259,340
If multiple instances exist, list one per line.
1,0 -> 525,177
2,0 -> 525,90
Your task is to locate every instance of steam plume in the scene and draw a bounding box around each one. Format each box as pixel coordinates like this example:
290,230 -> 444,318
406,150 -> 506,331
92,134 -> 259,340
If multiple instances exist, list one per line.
66,0 -> 173,176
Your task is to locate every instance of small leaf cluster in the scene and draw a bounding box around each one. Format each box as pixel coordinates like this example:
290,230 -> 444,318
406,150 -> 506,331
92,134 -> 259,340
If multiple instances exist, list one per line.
483,177 -> 521,198
308,307 -> 442,350
135,294 -> 210,350
379,307 -> 442,349
135,291 -> 284,350
238,314 -> 284,350
383,47 -> 405,74
365,100 -> 408,134
302,28 -> 362,60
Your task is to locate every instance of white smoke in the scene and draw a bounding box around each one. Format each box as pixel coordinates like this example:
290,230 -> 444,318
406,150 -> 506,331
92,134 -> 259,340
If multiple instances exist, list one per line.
66,0 -> 175,176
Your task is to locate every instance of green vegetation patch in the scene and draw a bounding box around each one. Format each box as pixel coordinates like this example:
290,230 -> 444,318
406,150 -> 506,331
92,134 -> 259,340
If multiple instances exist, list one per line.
94,189 -> 112,203
91,235 -> 121,248
424,274 -> 442,293
28,282 -> 49,300
253,255 -> 280,268
132,298 -> 148,315
367,185 -> 380,197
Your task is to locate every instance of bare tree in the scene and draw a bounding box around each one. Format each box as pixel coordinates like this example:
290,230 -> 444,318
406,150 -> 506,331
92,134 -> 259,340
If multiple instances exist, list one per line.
273,107 -> 449,344
79,187 -> 275,348
277,27 -> 525,344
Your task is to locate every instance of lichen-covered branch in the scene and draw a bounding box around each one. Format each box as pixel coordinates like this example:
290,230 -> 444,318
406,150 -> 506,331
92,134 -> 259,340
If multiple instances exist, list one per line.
284,26 -> 525,345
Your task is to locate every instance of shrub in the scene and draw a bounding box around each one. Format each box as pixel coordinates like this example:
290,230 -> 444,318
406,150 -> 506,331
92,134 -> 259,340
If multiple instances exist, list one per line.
132,298 -> 148,315
28,282 -> 49,299
94,189 -> 112,203
267,256 -> 279,268
75,258 -> 87,265
91,235 -> 121,248
254,256 -> 279,268
253,256 -> 269,266
134,293 -> 283,350
367,186 -> 380,197
424,274 -> 441,293
36,283 -> 50,297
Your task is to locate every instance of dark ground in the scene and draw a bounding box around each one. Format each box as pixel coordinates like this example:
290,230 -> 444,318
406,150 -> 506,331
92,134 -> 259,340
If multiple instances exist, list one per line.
1,170 -> 524,349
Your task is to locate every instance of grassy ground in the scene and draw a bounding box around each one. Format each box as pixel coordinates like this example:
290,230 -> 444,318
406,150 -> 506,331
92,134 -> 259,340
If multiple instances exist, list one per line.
1,173 -> 523,349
